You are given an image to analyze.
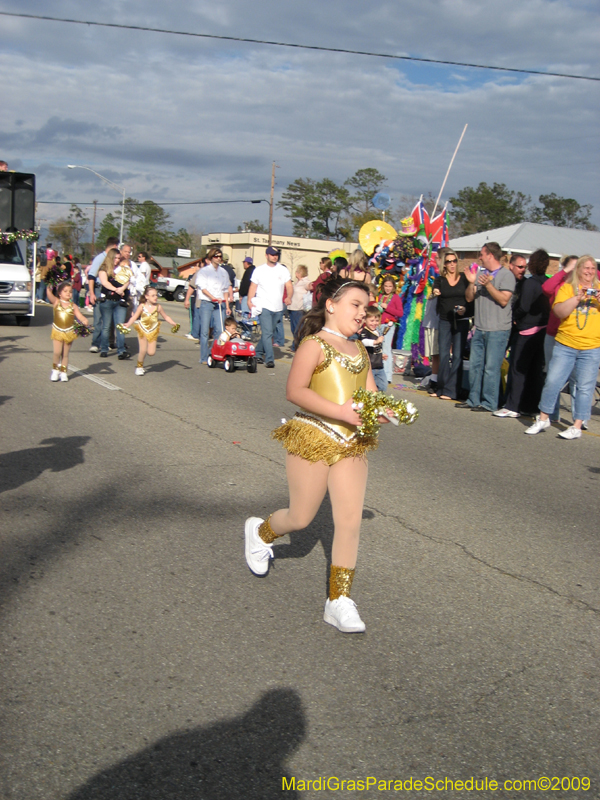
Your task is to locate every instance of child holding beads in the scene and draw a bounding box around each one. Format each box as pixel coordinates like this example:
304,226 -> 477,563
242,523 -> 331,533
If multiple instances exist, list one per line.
244,277 -> 390,634
121,286 -> 179,375
47,281 -> 91,382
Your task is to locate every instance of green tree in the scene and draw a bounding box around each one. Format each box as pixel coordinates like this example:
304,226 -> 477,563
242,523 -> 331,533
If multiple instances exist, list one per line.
278,177 -> 352,240
96,212 -> 120,248
162,228 -> 194,257
449,182 -> 531,236
48,204 -> 90,255
345,168 -> 387,215
237,219 -> 268,233
530,193 -> 597,230
127,200 -> 173,253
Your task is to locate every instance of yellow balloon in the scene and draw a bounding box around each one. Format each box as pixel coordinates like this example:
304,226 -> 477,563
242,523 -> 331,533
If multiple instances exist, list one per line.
359,220 -> 398,255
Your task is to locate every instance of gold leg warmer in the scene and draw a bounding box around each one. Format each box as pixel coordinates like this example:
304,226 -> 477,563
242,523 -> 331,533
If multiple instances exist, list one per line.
258,515 -> 282,544
52,363 -> 59,370
59,365 -> 67,373
329,565 -> 355,600
137,361 -> 144,368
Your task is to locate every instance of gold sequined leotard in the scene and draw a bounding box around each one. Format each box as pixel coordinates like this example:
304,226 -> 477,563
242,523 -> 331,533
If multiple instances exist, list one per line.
51,302 -> 78,343
272,335 -> 378,465
134,304 -> 160,342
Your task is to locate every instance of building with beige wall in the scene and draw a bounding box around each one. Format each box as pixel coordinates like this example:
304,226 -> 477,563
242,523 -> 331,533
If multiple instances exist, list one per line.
201,232 -> 359,280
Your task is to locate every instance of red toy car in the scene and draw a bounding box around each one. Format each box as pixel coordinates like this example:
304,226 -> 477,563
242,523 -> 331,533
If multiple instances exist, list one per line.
208,337 -> 258,373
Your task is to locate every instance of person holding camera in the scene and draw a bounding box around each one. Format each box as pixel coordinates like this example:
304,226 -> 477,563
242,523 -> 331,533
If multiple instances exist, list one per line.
432,248 -> 471,401
525,255 -> 600,439
97,249 -> 133,360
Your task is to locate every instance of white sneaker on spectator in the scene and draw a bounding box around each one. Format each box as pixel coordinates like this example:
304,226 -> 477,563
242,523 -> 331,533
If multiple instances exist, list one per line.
492,408 -> 520,418
558,426 -> 582,440
244,517 -> 273,575
50,369 -> 60,382
89,345 -> 99,353
524,416 -> 551,435
323,597 -> 366,633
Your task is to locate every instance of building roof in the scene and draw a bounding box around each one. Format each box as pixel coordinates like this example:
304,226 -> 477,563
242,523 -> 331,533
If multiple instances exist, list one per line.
450,222 -> 600,261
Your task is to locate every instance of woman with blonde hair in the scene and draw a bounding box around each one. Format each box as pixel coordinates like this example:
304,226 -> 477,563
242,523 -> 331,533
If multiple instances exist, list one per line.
340,250 -> 372,284
288,264 -> 311,347
526,255 -> 600,439
97,248 -> 133,359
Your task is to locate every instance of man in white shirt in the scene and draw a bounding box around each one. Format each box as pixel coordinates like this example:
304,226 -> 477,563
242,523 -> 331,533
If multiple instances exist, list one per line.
196,247 -> 233,364
247,246 -> 293,368
132,250 -> 151,307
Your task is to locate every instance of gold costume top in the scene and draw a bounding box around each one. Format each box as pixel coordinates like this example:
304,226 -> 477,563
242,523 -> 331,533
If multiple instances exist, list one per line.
134,304 -> 160,342
113,263 -> 134,286
272,334 -> 378,465
51,301 -> 78,343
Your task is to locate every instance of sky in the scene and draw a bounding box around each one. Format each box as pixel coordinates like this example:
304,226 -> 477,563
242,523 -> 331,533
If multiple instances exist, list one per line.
2,0 -> 599,245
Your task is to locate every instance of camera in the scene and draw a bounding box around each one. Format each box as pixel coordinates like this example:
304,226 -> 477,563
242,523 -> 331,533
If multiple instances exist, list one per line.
585,288 -> 597,297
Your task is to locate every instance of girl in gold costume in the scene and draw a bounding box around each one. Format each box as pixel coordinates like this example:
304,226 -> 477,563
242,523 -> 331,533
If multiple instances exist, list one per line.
245,278 -> 388,634
122,286 -> 178,375
47,281 -> 91,382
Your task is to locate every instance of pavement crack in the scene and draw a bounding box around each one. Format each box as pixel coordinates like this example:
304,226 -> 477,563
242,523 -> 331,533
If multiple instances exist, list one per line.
365,504 -> 600,615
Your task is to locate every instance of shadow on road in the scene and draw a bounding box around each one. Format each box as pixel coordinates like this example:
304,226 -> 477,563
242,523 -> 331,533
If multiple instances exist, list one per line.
0,435 -> 90,494
149,359 -> 193,373
66,688 -> 304,800
0,395 -> 12,406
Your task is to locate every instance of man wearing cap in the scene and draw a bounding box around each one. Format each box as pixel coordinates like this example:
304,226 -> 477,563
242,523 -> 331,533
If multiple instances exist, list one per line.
239,256 -> 255,314
247,246 -> 293,368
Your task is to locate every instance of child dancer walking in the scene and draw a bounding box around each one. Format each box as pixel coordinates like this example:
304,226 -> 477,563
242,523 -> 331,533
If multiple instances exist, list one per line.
245,277 -> 386,634
122,286 -> 179,375
47,281 -> 91,382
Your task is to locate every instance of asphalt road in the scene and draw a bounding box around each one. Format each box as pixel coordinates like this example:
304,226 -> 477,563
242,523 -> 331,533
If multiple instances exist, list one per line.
1,301 -> 599,800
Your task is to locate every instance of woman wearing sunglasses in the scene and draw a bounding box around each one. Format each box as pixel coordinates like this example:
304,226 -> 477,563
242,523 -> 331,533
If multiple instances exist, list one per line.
431,248 -> 471,401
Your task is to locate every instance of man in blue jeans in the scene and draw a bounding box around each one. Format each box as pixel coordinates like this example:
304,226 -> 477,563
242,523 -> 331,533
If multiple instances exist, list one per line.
456,242 -> 516,412
247,246 -> 293,368
196,248 -> 233,364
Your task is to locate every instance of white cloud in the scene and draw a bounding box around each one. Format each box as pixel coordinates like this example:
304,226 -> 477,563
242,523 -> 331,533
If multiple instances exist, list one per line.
2,0 -> 599,241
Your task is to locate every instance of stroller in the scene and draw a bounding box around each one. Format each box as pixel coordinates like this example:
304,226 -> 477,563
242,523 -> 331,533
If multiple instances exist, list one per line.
237,309 -> 261,342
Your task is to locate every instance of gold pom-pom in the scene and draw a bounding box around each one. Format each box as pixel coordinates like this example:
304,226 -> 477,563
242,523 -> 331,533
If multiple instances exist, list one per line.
352,387 -> 418,438
171,324 -> 180,334
116,323 -> 131,334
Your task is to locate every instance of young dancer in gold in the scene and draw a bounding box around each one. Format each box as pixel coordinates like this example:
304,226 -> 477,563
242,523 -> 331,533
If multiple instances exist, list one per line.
245,278 -> 386,633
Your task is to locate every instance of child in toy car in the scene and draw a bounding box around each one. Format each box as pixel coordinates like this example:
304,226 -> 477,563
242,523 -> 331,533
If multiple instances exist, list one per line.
208,316 -> 257,373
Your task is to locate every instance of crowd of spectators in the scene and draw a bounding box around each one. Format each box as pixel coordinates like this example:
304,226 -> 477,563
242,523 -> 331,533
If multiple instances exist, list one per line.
34,237 -> 599,437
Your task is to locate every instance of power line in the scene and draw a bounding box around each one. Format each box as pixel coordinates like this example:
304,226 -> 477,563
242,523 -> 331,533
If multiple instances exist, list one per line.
2,11 -> 599,83
37,199 -> 264,206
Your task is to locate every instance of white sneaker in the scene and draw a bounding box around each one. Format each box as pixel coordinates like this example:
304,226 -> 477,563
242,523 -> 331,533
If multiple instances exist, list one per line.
59,371 -> 68,382
135,367 -> 145,376
50,369 -> 60,382
492,408 -> 520,418
89,345 -> 99,353
323,597 -> 366,633
244,517 -> 273,575
524,416 -> 551,435
558,425 -> 582,440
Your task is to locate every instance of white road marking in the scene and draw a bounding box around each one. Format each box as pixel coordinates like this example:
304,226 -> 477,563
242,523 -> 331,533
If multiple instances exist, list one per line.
67,365 -> 122,391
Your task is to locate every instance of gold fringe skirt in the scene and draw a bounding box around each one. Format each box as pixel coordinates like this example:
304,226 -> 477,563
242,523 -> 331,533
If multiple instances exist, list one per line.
134,321 -> 160,342
51,326 -> 78,344
272,413 -> 377,466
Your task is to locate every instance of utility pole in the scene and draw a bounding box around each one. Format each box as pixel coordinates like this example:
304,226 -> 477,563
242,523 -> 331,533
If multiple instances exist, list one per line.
91,200 -> 97,256
268,162 -> 279,246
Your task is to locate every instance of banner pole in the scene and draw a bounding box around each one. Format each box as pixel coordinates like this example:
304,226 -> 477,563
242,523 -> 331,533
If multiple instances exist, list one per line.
432,124 -> 468,218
